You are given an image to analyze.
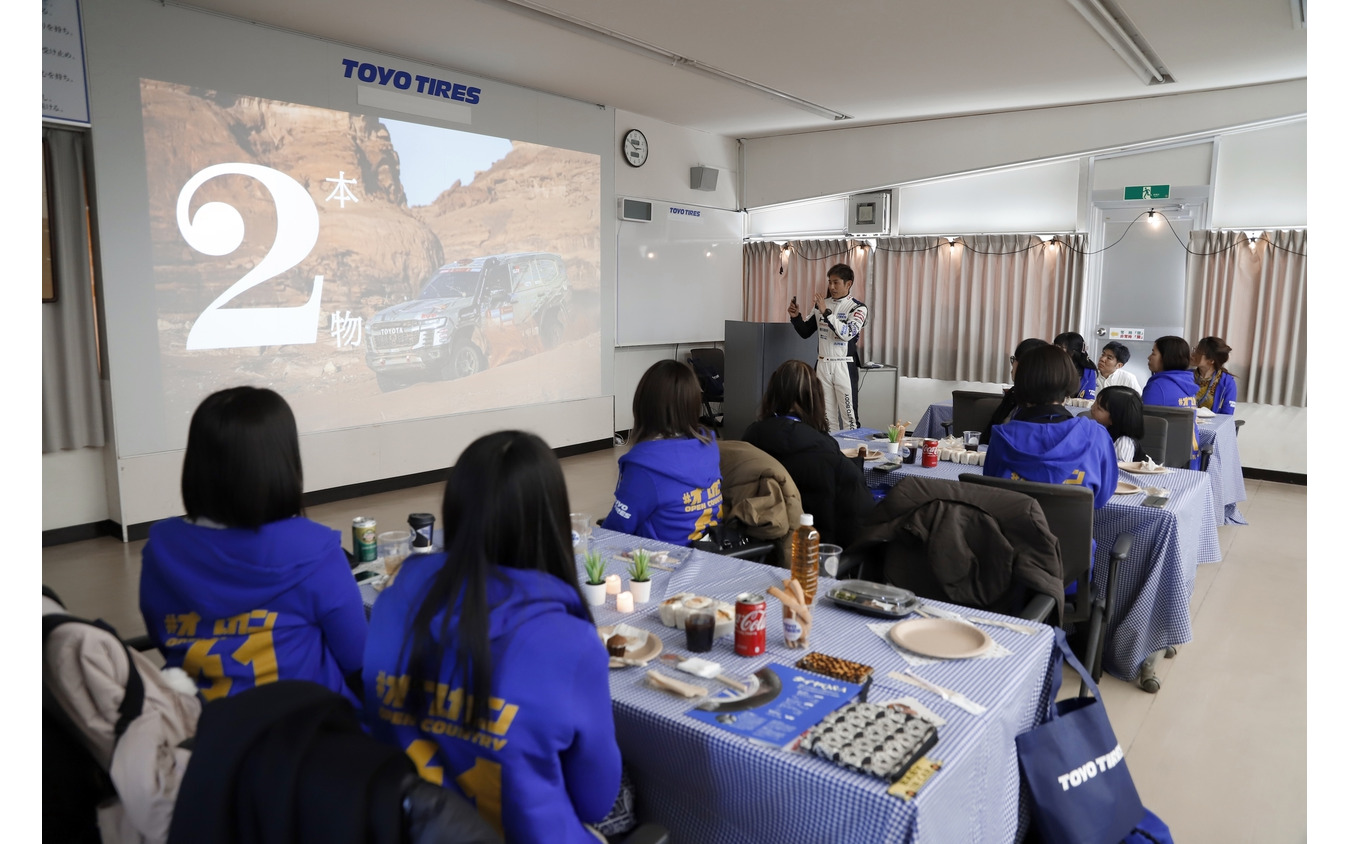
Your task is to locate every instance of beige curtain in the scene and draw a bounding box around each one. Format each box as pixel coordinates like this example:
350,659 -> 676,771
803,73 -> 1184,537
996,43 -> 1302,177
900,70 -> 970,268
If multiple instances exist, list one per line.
743,239 -> 865,323
1185,230 -> 1306,407
865,234 -> 1086,381
43,127 -> 106,453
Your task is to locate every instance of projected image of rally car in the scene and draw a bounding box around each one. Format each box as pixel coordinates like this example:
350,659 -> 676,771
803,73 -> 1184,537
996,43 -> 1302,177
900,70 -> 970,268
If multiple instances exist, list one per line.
365,252 -> 569,392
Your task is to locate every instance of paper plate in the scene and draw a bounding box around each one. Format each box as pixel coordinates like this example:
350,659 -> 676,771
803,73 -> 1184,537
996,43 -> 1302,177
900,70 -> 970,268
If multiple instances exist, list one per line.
1118,461 -> 1167,474
598,626 -> 663,666
888,618 -> 992,659
1115,481 -> 1145,495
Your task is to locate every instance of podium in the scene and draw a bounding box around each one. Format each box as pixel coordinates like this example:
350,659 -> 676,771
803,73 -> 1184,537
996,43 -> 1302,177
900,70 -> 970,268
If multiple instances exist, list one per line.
721,321 -> 816,439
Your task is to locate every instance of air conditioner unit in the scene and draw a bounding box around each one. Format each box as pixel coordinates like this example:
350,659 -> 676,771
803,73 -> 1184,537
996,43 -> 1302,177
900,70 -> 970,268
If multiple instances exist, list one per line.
847,191 -> 891,235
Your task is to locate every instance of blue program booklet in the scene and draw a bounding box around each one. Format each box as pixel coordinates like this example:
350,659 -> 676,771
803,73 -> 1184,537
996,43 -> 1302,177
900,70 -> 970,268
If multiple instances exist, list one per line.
686,662 -> 863,749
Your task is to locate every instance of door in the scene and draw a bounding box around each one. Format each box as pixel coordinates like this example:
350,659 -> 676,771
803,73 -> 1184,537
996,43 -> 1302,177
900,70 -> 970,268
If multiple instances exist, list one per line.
1087,189 -> 1209,388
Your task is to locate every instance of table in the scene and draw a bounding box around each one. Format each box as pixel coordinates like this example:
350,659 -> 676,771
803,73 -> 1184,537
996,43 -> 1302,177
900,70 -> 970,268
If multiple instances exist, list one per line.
1196,414 -> 1247,526
837,429 -> 1219,682
586,527 -> 1056,844
916,400 -> 1248,529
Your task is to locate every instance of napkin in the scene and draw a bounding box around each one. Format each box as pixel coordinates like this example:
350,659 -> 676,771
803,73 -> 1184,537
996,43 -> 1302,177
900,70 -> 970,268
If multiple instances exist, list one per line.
1196,406 -> 1215,418
599,623 -> 649,650
645,670 -> 707,698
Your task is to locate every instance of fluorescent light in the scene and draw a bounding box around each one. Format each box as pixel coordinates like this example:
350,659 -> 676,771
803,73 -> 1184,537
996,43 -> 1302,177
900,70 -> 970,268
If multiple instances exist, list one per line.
1064,0 -> 1174,86
478,0 -> 851,121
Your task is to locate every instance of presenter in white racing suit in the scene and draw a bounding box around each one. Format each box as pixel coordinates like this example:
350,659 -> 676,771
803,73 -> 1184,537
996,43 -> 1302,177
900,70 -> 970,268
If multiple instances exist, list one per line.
788,263 -> 868,432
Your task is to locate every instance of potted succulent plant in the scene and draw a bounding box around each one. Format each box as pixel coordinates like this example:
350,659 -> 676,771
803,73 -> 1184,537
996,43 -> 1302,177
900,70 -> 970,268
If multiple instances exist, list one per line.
627,549 -> 654,603
581,551 -> 607,607
886,424 -> 903,454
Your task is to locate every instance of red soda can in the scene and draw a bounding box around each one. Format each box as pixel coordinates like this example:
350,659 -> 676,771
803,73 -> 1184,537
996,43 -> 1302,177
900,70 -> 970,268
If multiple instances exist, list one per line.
922,438 -> 939,468
734,592 -> 768,656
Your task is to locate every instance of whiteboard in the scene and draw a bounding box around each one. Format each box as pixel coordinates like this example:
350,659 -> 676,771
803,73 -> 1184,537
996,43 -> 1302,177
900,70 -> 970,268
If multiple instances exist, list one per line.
616,200 -> 744,345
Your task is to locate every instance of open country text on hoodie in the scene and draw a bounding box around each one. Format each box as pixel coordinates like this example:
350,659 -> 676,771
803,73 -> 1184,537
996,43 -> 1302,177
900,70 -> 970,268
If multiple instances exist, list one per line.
602,436 -> 722,544
363,557 -> 621,843
139,516 -> 367,703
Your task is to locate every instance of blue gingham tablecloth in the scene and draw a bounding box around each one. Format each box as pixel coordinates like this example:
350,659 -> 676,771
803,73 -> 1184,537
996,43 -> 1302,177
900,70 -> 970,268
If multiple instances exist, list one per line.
585,527 -> 1055,844
837,429 -> 1219,682
914,401 -> 954,439
1197,413 -> 1248,526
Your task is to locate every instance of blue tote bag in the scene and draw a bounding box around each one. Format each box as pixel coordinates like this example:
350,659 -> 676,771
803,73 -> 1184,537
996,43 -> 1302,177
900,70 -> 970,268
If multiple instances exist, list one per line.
1016,629 -> 1145,844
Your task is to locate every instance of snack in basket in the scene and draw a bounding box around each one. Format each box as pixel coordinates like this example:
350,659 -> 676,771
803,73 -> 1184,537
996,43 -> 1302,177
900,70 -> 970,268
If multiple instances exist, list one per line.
800,701 -> 939,782
795,651 -> 874,685
606,634 -> 628,658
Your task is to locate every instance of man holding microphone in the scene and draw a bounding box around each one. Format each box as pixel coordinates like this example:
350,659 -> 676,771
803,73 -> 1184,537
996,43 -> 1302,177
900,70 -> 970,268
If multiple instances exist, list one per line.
787,263 -> 868,432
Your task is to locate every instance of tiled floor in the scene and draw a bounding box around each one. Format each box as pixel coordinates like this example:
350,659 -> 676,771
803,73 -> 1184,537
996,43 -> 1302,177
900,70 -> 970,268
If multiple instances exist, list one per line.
42,449 -> 1307,841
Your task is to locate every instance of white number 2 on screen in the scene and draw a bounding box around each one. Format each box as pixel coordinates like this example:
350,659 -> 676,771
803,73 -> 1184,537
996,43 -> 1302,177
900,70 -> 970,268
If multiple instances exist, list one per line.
177,163 -> 325,350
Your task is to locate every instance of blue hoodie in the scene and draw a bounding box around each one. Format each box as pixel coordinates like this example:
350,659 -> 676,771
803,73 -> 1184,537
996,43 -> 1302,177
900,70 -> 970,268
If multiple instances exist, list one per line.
1075,368 -> 1097,401
1195,369 -> 1237,414
363,556 -> 621,843
602,435 -> 722,544
983,413 -> 1119,510
1142,369 -> 1201,468
139,517 -> 367,703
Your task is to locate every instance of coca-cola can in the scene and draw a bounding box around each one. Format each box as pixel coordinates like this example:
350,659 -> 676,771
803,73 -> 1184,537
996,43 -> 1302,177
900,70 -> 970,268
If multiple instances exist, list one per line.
735,592 -> 768,656
922,438 -> 939,468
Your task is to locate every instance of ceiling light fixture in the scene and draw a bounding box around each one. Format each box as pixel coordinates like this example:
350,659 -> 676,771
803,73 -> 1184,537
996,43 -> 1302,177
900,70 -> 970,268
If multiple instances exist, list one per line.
1064,0 -> 1175,86
479,0 -> 852,121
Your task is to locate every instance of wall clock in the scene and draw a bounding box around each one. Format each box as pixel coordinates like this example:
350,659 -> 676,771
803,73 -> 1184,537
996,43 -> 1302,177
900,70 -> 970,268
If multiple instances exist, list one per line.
622,129 -> 649,167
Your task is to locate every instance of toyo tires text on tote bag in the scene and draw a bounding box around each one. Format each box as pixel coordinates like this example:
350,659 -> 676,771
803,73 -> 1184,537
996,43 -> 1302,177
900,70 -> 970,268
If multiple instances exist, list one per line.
1016,629 -> 1145,844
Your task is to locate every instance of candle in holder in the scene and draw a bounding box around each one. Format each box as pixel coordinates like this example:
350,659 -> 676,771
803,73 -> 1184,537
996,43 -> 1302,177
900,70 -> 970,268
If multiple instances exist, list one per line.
615,591 -> 634,613
605,574 -> 622,595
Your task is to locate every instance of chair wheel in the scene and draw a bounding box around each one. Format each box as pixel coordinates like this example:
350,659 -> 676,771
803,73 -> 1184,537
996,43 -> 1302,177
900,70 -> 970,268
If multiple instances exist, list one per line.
1139,676 -> 1161,694
1164,646 -> 1177,658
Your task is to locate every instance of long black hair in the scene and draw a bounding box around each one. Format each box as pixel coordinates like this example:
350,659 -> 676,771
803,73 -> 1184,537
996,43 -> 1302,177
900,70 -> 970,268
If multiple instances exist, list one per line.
1054,332 -> 1097,375
1095,386 -> 1145,442
759,359 -> 828,433
405,430 -> 586,728
631,359 -> 711,444
181,386 -> 303,529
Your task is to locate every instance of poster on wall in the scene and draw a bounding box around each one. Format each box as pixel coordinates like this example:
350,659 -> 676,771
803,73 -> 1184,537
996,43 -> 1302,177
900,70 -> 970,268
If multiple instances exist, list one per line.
139,79 -> 602,433
43,0 -> 91,125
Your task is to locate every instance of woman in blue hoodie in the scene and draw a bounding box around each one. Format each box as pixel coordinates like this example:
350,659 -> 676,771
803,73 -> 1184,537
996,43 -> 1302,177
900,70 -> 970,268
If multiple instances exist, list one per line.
1192,336 -> 1238,415
603,359 -> 722,544
983,345 -> 1119,509
1142,335 -> 1201,468
139,387 -> 367,703
1054,331 -> 1098,401
363,431 -> 622,843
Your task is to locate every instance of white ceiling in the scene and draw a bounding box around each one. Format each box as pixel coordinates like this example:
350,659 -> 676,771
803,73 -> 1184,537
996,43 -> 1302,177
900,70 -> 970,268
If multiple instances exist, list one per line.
176,0 -> 1307,139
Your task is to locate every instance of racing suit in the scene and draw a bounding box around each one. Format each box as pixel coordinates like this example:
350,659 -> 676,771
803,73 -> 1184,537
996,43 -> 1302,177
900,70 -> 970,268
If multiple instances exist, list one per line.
791,296 -> 868,432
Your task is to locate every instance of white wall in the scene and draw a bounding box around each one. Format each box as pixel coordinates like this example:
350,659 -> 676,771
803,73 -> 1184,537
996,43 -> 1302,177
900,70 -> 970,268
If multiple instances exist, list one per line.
1212,120 -> 1308,229
42,448 -> 109,531
611,110 -> 739,433
743,80 -> 1306,208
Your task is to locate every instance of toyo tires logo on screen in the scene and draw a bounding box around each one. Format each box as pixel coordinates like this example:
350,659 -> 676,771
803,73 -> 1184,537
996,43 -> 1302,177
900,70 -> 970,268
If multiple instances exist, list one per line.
176,163 -> 325,350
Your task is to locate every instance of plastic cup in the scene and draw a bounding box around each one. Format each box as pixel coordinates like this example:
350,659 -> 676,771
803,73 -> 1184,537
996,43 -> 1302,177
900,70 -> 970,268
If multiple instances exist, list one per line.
963,430 -> 981,451
377,530 -> 412,579
818,544 -> 843,579
570,512 -> 592,550
685,609 -> 715,653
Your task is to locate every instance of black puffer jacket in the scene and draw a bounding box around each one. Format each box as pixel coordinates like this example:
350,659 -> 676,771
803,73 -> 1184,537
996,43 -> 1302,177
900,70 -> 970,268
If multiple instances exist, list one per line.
743,415 -> 875,548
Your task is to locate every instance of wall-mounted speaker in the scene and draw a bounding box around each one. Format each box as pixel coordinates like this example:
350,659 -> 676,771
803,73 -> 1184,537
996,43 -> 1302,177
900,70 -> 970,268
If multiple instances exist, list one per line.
690,165 -> 719,191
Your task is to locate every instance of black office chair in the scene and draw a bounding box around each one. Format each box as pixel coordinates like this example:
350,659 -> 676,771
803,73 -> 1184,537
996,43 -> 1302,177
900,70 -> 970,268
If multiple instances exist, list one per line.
1142,405 -> 1197,468
687,348 -> 724,426
939,390 -> 1004,439
959,474 -> 1132,688
1138,415 -> 1168,466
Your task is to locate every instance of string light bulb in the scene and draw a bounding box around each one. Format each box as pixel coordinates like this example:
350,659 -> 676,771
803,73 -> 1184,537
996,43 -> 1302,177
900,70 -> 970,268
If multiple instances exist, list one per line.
1147,209 -> 1160,227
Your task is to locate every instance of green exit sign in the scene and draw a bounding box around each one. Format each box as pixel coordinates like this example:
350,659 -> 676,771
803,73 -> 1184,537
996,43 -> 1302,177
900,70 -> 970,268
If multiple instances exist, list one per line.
1124,184 -> 1170,200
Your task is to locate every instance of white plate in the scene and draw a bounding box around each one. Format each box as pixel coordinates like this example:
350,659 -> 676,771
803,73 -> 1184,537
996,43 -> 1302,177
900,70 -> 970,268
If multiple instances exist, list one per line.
597,625 -> 663,666
1115,481 -> 1144,495
1118,461 -> 1167,474
888,618 -> 992,659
